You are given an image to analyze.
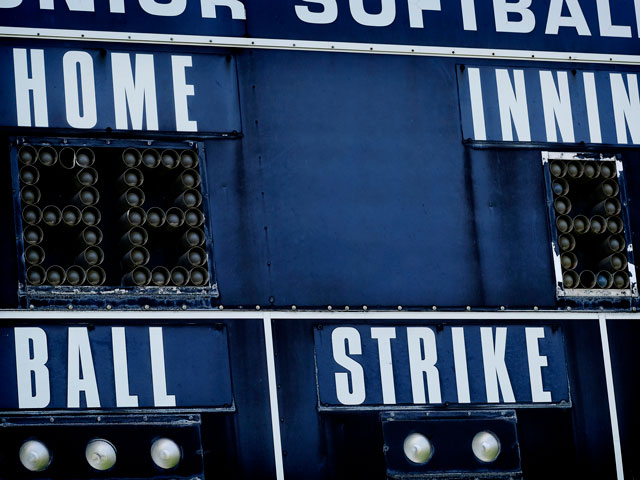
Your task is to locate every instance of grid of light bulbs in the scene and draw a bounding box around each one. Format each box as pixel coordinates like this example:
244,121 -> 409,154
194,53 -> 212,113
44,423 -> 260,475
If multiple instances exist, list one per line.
549,159 -> 631,290
17,144 -> 210,288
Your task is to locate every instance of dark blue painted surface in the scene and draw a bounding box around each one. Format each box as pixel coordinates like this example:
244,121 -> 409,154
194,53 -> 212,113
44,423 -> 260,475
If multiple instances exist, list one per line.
0,47 -> 240,133
0,324 -> 233,409
0,18 -> 636,480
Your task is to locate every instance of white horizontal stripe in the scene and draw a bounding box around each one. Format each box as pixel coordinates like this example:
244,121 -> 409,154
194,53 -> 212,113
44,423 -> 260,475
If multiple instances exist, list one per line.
1,27 -> 640,64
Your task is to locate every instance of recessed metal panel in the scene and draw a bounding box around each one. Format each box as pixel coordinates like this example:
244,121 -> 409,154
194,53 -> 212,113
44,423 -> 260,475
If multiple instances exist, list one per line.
0,324 -> 234,411
314,324 -> 570,410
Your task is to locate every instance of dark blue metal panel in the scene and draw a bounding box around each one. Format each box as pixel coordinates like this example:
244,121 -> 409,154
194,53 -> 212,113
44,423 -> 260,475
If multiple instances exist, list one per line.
0,324 -> 234,410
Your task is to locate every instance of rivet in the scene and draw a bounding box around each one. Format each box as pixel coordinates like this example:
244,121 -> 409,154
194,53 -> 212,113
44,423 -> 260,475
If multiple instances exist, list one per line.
500,306 -> 505,311
219,305 -> 224,310
256,305 -> 261,310
144,304 -> 150,310
182,304 -> 187,310
68,305 -> 73,310
344,306 -> 349,311
397,306 -> 403,310
49,417 -> 54,423
466,306 -> 471,311
567,306 -> 572,311
362,305 -> 368,311
327,305 -> 332,311
534,306 -> 539,311
291,305 -> 297,310
432,306 -> 437,311
106,305 -> 112,310
29,304 -> 35,310
633,307 -> 637,312
97,416 -> 101,422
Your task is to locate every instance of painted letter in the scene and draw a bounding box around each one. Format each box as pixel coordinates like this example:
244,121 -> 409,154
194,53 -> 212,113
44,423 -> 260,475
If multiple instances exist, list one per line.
13,49 -> 48,127
468,67 -> 486,140
461,0 -> 477,30
493,0 -> 535,33
371,327 -> 396,404
496,69 -> 531,141
583,72 -> 602,143
546,0 -> 591,35
112,327 -> 139,408
408,0 -> 440,29
451,327 -> 471,403
332,327 -> 366,405
294,0 -> 338,24
149,327 -> 176,407
67,327 -> 101,408
171,56 -> 198,132
0,0 -> 22,7
481,327 -> 515,403
349,0 -> 395,27
611,73 -> 640,144
63,51 -> 97,129
39,0 -> 94,11
139,0 -> 186,16
540,71 -> 575,143
525,328 -> 552,402
112,53 -> 159,131
407,327 -> 442,404
596,0 -> 631,38
15,328 -> 50,409
201,0 -> 245,19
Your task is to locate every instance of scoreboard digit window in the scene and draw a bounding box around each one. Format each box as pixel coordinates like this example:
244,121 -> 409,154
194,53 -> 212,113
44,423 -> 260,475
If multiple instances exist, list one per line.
543,151 -> 638,298
11,138 -> 218,307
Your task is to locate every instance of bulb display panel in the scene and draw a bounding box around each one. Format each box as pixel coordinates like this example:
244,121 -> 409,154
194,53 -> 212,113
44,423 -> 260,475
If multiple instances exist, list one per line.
13,140 -> 215,301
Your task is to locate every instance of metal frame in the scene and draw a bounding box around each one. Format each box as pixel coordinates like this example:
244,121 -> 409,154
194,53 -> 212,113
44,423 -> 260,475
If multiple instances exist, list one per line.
541,150 -> 639,298
10,136 -> 219,307
3,27 -> 640,65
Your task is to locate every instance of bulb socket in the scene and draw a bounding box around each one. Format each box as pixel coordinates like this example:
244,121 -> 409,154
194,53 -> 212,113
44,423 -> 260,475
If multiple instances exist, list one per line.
160,149 -> 180,169
76,246 -> 104,267
75,148 -> 95,167
189,266 -> 209,286
120,207 -> 147,228
18,145 -> 37,165
165,207 -> 184,230
66,265 -> 87,286
25,245 -> 45,265
59,147 -> 76,169
27,265 -> 46,285
38,146 -> 58,167
20,185 -> 41,205
42,205 -> 62,227
19,165 -> 40,185
75,167 -> 98,187
180,150 -> 199,168
151,266 -> 171,286
23,225 -> 44,245
22,205 -> 43,225
170,266 -> 190,286
146,207 -> 166,228
122,148 -> 142,168
141,149 -> 160,169
46,265 -> 66,286
82,206 -> 102,226
62,205 -> 82,227
86,266 -> 106,286
123,266 -> 151,286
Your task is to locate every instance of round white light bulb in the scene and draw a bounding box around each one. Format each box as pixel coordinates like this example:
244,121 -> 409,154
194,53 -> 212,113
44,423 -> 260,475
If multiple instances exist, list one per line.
19,440 -> 51,472
151,438 -> 182,470
85,439 -> 117,471
403,433 -> 433,465
472,431 -> 501,463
